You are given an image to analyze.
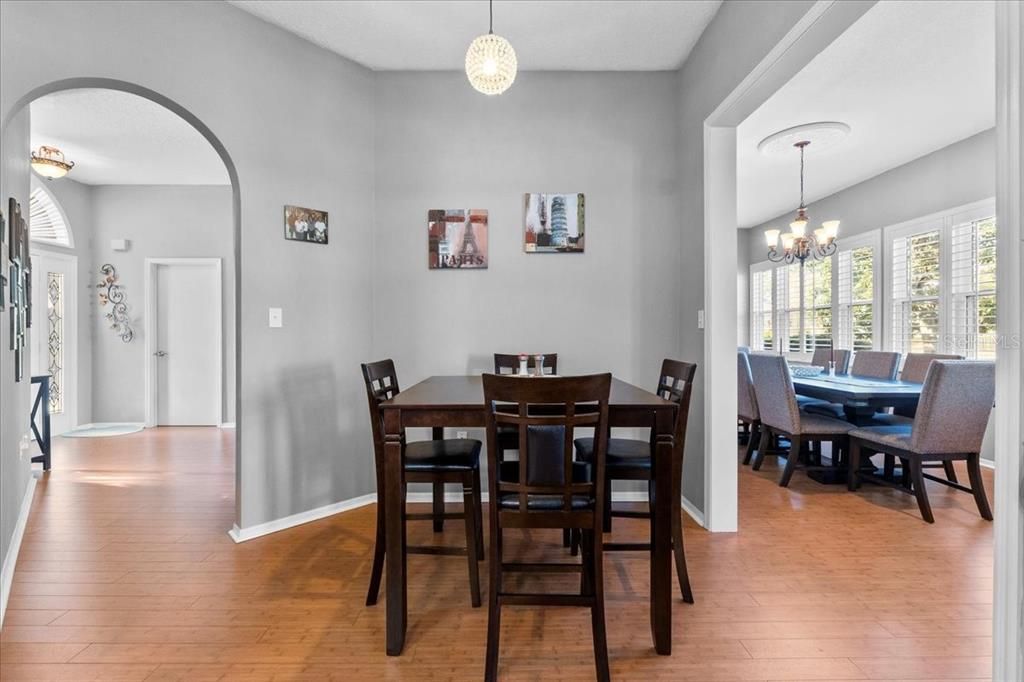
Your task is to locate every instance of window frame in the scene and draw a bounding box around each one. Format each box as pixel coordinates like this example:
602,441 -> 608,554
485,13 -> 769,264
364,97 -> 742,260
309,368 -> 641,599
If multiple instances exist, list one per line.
835,229 -> 883,353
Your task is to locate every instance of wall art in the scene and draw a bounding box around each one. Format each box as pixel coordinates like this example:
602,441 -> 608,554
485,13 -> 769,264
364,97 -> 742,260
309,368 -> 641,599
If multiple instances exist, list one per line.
96,263 -> 134,343
428,209 -> 488,269
284,205 -> 328,244
7,197 -> 28,380
523,193 -> 585,253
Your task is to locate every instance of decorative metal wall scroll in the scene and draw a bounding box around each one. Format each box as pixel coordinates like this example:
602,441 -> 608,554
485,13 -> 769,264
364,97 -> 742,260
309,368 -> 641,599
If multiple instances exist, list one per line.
96,263 -> 134,343
7,197 -> 30,381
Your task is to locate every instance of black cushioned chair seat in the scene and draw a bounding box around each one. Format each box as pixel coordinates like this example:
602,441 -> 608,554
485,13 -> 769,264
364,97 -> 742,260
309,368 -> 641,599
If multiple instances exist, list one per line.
573,437 -> 652,470
404,438 -> 482,472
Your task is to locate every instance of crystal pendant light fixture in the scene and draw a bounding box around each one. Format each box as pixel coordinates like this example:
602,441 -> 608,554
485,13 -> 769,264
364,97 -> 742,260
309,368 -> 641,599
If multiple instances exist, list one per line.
30,145 -> 75,179
764,139 -> 839,266
465,0 -> 517,96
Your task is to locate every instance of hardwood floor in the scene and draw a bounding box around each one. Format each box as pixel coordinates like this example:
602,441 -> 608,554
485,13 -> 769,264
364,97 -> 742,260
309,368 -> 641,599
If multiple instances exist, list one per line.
1,427 -> 993,680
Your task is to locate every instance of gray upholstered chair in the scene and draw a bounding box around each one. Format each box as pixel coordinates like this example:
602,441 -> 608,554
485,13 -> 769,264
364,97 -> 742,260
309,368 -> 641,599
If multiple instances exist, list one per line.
810,347 -> 851,374
803,350 -> 902,419
737,352 -> 760,465
747,353 -> 854,487
738,345 -> 750,354
894,353 -> 962,416
847,360 -> 995,523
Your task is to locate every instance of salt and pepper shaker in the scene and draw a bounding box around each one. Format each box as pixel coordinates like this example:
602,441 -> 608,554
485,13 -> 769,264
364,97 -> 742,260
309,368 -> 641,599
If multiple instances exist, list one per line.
518,354 -> 529,376
534,354 -> 545,377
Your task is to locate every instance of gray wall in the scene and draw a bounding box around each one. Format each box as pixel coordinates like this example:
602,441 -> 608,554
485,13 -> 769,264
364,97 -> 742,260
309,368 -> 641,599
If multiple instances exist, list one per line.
36,177 -> 95,426
744,128 -> 996,261
1,0 -> 377,531
674,0 -> 817,510
90,185 -> 234,423
373,71 -> 681,492
0,108 -> 32,582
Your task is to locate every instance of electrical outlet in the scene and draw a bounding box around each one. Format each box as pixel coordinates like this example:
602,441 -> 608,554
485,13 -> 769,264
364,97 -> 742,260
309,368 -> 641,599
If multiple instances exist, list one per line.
268,307 -> 283,328
457,431 -> 468,439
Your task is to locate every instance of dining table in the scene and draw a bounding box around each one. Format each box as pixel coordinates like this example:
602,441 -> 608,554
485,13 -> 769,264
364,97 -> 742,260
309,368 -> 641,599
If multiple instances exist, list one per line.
791,373 -> 924,425
379,374 -> 679,656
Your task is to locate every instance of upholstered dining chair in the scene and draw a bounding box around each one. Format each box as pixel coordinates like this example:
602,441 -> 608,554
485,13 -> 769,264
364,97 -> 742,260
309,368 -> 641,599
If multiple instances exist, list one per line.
573,359 -> 697,603
493,352 -> 558,461
803,350 -> 902,419
847,360 -> 995,523
747,353 -> 855,487
738,351 -> 761,465
894,353 -> 963,416
361,359 -> 485,608
482,372 -> 612,682
810,347 -> 852,374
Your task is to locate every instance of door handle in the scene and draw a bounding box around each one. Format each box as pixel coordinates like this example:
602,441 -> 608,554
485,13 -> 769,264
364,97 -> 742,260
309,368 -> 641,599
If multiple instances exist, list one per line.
154,351 -> 168,357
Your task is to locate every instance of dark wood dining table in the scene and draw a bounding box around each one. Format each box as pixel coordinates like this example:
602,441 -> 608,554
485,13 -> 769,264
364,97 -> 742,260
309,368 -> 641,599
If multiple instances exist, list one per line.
379,375 -> 679,656
791,373 -> 924,425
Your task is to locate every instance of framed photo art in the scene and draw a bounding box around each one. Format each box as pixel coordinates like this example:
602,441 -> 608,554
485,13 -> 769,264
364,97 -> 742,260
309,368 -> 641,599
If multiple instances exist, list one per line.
427,209 -> 488,269
523,193 -> 585,253
284,205 -> 328,244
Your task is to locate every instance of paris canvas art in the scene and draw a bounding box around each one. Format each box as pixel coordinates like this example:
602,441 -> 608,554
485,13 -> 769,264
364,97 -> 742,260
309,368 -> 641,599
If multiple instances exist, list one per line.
428,209 -> 488,269
523,193 -> 585,253
284,205 -> 328,244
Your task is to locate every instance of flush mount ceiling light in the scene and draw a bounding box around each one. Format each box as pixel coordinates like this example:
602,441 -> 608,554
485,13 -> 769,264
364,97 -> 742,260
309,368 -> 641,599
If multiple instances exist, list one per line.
465,0 -> 517,96
30,145 -> 75,179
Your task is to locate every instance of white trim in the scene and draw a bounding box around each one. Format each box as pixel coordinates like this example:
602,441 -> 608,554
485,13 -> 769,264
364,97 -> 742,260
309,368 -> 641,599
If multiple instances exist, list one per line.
144,258 -> 223,428
993,1 -> 1023,679
0,476 -> 37,626
228,493 -> 377,543
219,422 -> 236,429
28,248 -> 79,434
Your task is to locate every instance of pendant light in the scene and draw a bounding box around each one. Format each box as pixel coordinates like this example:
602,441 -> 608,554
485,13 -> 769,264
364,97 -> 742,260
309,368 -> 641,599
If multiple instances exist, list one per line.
465,0 -> 517,95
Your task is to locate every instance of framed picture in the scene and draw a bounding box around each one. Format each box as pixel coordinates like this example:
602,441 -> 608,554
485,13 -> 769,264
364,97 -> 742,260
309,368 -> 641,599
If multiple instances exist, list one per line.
523,193 -> 585,253
428,209 -> 488,269
284,205 -> 328,244
0,209 -> 5,312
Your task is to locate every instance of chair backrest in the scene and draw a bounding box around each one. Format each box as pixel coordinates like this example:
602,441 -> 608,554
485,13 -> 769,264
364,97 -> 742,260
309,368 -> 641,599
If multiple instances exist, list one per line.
737,346 -> 750,354
910,360 -> 995,454
654,359 -> 697,458
737,352 -> 758,421
361,359 -> 401,487
494,352 -> 558,375
850,350 -> 901,380
483,373 -> 610,527
747,353 -> 801,434
810,347 -> 852,374
899,353 -> 963,383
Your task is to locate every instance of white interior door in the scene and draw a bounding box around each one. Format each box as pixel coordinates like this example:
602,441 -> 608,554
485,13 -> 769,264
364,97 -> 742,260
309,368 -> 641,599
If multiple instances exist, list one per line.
29,250 -> 77,436
152,261 -> 221,426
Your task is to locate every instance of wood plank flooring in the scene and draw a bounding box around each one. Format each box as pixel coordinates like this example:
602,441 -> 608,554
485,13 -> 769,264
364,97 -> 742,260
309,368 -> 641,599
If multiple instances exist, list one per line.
1,427 -> 994,680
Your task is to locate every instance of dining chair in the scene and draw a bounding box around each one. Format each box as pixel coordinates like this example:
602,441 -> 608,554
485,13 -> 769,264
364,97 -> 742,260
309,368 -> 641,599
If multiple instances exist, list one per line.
361,359 -> 485,608
847,360 -> 995,523
747,353 -> 854,486
810,346 -> 852,374
894,353 -> 963,416
493,352 -> 559,460
803,350 -> 902,419
482,372 -> 612,682
737,351 -> 761,465
572,359 -> 697,603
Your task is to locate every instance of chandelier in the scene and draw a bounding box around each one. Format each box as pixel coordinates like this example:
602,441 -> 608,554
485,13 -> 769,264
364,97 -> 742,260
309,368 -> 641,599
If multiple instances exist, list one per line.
465,0 -> 517,95
30,145 -> 75,179
764,139 -> 839,265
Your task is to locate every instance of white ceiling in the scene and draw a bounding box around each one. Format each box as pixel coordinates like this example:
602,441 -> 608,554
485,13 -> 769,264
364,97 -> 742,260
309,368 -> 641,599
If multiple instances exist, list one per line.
30,89 -> 229,186
737,0 -> 995,229
228,0 -> 722,71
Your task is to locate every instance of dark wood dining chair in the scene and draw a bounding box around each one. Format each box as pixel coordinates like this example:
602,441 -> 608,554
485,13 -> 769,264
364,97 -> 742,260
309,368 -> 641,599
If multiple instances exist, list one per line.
748,353 -> 854,486
361,359 -> 484,608
847,360 -> 995,523
482,372 -> 612,682
492,352 -> 559,459
572,359 -> 697,603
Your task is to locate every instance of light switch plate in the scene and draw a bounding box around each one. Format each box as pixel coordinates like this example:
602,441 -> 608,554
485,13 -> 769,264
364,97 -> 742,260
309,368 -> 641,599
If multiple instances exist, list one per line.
268,307 -> 283,328
697,309 -> 705,329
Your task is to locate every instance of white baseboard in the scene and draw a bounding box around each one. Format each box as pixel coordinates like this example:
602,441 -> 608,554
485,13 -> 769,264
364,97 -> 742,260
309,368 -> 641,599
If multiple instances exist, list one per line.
980,458 -> 995,470
1,476 -> 37,626
228,493 -> 376,543
219,422 -> 236,429
681,496 -> 706,528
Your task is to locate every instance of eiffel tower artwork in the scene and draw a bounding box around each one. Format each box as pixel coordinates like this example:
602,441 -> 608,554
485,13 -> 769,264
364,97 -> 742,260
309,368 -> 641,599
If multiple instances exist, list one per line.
428,209 -> 488,269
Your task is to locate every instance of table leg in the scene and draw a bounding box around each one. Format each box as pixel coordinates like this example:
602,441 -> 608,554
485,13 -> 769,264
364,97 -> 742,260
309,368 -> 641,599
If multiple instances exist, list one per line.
42,378 -> 51,470
650,407 -> 674,655
383,408 -> 407,656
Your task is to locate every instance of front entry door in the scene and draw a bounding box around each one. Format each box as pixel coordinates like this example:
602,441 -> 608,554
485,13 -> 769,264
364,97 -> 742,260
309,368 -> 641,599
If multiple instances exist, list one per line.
30,250 -> 77,435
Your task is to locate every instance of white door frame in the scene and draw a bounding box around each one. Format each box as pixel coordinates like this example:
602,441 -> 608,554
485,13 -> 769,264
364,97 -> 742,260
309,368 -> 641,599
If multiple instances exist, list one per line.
143,258 -> 223,428
703,1 -> 1023,677
29,247 -> 79,433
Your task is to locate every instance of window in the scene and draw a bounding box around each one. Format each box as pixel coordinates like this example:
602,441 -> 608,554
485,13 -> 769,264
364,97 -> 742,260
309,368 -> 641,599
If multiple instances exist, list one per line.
802,256 -> 832,352
951,216 -> 997,359
837,242 -> 877,351
750,265 -> 773,351
29,185 -> 73,248
776,263 -> 803,353
886,199 -> 996,358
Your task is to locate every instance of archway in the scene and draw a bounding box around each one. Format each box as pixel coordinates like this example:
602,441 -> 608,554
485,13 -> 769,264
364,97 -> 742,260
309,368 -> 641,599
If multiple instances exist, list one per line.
2,77 -> 243,529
